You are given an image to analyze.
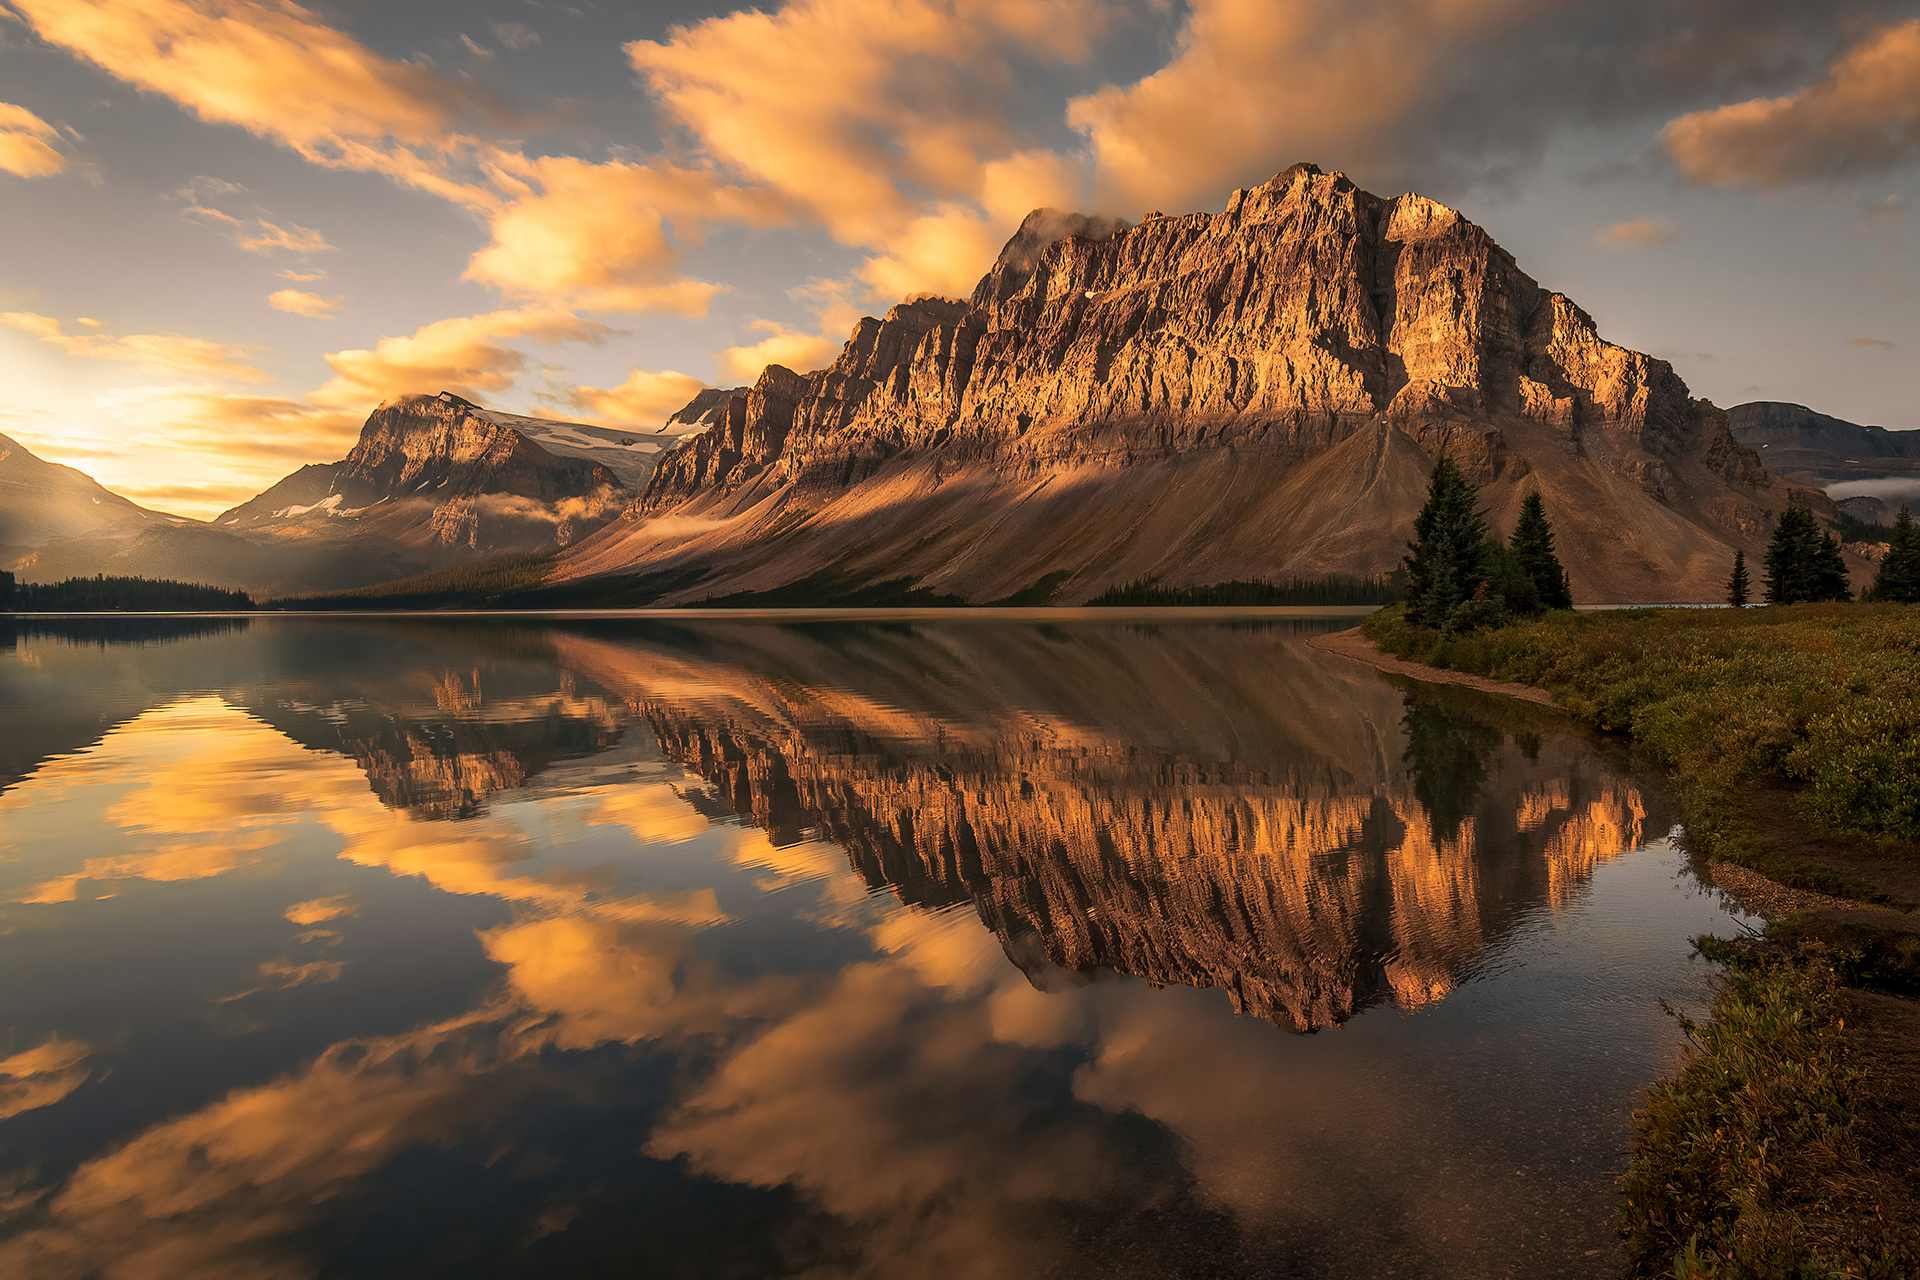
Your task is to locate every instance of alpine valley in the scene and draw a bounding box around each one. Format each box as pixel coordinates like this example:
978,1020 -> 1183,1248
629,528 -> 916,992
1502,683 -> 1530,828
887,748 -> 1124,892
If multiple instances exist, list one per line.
6,165 -> 1874,604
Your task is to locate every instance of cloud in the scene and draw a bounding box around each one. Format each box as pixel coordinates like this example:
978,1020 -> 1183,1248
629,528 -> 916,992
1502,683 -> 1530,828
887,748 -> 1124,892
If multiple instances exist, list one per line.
1663,19 -> 1920,186
1067,0 -> 1547,215
86,387 -> 364,517
1,311 -> 269,381
0,1036 -> 94,1123
550,367 -> 709,428
1595,217 -> 1678,250
0,101 -> 71,177
490,21 -> 538,51
13,1 -> 786,317
184,205 -> 334,255
12,0 -> 504,210
275,268 -> 325,282
312,307 -> 616,409
266,289 -> 341,319
718,322 -> 845,384
463,155 -> 782,314
629,0 -> 1110,300
284,895 -> 358,925
1849,336 -> 1895,348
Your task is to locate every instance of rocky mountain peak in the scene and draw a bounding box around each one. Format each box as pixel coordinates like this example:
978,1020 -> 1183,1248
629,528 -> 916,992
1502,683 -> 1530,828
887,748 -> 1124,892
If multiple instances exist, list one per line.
542,167 -> 1839,603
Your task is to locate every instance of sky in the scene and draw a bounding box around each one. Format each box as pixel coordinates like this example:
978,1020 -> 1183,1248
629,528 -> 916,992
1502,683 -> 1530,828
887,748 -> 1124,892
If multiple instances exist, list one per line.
0,0 -> 1916,520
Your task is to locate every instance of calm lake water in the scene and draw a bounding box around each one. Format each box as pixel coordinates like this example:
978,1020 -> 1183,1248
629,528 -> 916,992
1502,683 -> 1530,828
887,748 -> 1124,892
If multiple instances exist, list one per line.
0,613 -> 1741,1279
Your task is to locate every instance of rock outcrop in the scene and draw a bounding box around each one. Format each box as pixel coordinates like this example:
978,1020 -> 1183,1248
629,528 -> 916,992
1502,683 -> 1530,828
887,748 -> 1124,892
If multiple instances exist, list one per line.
558,166 -> 1837,603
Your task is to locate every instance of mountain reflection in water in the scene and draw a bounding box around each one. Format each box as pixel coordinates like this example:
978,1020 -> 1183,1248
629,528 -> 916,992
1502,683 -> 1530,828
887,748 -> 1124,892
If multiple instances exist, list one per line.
0,616 -> 1734,1279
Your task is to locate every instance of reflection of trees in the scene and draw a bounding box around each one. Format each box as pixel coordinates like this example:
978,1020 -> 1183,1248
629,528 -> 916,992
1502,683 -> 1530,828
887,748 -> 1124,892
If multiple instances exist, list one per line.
1400,689 -> 1503,844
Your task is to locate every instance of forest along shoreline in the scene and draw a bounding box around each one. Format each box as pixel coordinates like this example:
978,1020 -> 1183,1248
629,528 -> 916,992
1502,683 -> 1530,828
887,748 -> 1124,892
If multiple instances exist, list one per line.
1317,606 -> 1920,1277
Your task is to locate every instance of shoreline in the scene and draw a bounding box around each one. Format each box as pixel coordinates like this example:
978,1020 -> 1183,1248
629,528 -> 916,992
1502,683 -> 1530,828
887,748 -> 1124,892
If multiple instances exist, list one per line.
1306,626 -> 1560,707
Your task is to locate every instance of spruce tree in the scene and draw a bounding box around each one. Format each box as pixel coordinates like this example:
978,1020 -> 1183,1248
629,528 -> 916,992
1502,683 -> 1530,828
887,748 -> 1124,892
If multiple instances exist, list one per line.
1763,505 -> 1852,603
1726,549 -> 1750,608
1404,456 -> 1488,627
1508,491 -> 1573,609
1867,506 -> 1920,604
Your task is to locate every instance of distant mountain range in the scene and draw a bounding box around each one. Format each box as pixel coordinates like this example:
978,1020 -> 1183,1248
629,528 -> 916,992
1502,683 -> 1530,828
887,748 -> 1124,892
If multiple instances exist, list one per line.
2,392 -> 734,598
551,164 -> 1841,604
6,164 -> 1893,605
1727,402 -> 1920,525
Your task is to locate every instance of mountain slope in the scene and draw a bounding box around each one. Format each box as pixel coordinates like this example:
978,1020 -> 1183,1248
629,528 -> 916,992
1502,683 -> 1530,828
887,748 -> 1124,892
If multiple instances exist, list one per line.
11,393 -> 712,598
557,165 -> 1836,604
0,431 -> 184,562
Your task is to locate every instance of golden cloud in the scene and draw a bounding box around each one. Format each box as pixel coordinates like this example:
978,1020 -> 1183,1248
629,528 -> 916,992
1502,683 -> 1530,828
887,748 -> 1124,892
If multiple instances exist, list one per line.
1664,19 -> 1920,186
0,1036 -> 94,1123
630,0 -> 1108,301
1068,0 -> 1544,214
1595,217 -> 1678,250
14,0 -> 500,210
184,205 -> 335,255
0,101 -> 72,178
1,311 -> 270,382
717,323 -> 844,385
465,155 -> 785,315
284,895 -> 358,925
550,367 -> 709,429
83,386 -> 363,517
312,307 -> 615,409
266,289 -> 342,319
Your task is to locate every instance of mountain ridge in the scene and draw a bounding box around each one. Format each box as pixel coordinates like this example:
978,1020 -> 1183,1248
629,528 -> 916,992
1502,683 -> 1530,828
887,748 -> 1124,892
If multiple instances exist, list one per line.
554,164 -> 1840,604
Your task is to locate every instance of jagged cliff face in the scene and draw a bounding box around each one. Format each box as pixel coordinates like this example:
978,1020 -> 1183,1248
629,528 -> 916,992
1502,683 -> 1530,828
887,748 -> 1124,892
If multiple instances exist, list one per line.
560,165 -> 1831,603
545,621 -> 1664,1031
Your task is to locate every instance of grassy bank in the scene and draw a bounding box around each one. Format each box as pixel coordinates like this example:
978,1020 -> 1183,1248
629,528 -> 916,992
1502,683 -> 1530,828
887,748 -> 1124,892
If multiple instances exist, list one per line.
1362,603 -> 1920,896
1617,948 -> 1916,1278
1360,602 -> 1920,1276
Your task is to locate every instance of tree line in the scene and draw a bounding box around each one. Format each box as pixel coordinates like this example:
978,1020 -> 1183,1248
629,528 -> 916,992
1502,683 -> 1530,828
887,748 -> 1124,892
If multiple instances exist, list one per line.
1399,458 -> 1920,631
0,572 -> 254,612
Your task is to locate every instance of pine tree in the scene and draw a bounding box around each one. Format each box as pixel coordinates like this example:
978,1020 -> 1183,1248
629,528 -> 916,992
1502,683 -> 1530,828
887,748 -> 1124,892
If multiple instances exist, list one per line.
1404,456 -> 1489,628
1508,491 -> 1573,609
1763,506 -> 1852,604
1867,507 -> 1920,604
1726,549 -> 1750,608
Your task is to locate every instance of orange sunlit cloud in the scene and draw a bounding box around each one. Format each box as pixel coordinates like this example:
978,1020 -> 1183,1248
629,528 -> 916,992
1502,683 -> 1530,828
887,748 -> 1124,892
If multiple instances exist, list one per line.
1,312 -> 270,382
267,289 -> 343,319
312,307 -> 616,409
1664,19 -> 1920,186
549,367 -> 710,428
0,101 -> 73,177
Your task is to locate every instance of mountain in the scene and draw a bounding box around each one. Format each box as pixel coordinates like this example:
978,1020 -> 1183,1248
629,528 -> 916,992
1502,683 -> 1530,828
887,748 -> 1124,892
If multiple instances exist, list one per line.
0,431 -> 187,565
12,393 -> 714,598
1728,401 -> 1920,524
553,164 -> 1839,604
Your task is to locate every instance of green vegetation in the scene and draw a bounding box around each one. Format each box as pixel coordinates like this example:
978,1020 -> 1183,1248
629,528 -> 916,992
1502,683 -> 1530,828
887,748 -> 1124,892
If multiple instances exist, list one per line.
1727,549 -> 1751,608
1087,574 -> 1402,607
1617,948 -> 1914,1278
2,572 -> 253,612
1401,456 -> 1572,633
1764,506 -> 1852,604
270,554 -> 559,609
1363,603 -> 1920,891
1865,508 -> 1920,605
694,569 -> 966,608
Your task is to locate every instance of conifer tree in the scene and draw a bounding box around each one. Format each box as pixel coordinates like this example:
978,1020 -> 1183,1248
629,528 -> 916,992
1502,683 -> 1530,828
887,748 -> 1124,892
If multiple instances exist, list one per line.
1403,456 -> 1488,627
1726,548 -> 1750,608
1867,507 -> 1920,604
1763,506 -> 1852,604
1508,491 -> 1573,609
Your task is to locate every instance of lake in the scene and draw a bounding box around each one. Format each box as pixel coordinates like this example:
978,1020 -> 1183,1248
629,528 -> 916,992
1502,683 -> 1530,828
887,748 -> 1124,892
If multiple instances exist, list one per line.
0,612 -> 1741,1279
